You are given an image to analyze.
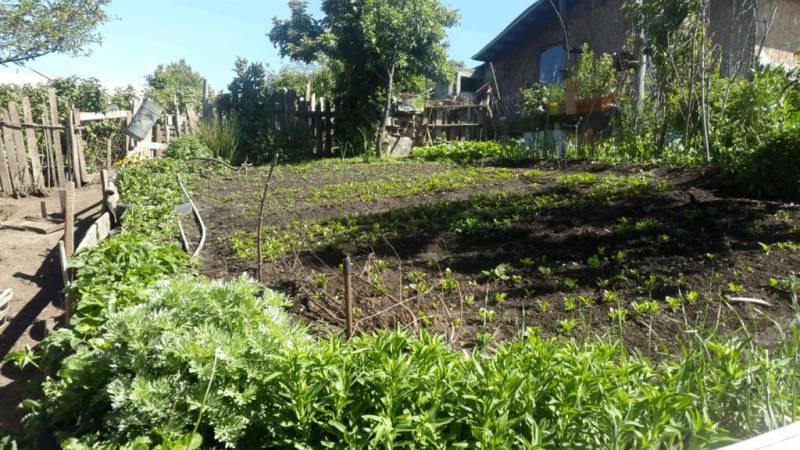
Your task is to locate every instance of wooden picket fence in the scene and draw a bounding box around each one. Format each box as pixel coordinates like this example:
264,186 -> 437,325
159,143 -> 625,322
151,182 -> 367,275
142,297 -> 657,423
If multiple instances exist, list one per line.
0,89 -> 128,196
0,92 -> 201,198
276,85 -> 335,156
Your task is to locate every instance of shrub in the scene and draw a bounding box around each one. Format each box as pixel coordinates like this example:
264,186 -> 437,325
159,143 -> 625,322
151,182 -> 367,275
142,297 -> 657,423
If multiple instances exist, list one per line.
195,117 -> 240,163
115,158 -> 189,239
411,141 -> 532,164
164,136 -> 213,160
729,125 -> 800,200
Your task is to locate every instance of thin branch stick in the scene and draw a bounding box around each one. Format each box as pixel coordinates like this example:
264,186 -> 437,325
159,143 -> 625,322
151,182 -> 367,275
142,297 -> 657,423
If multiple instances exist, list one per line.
188,157 -> 252,173
256,152 -> 280,283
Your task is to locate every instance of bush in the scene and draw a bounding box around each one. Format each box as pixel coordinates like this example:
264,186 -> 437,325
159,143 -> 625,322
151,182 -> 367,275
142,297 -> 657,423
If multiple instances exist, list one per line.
411,141 -> 532,164
195,117 -> 240,163
165,136 -> 213,160
728,126 -> 800,199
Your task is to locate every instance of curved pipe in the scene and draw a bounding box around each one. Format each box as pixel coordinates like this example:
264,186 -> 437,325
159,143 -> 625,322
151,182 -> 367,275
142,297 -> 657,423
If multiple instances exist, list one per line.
176,174 -> 207,258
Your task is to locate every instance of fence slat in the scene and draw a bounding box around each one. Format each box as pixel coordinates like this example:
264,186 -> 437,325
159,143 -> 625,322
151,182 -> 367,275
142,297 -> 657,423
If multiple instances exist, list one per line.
21,97 -> 43,189
73,109 -> 90,183
48,89 -> 65,187
8,102 -> 31,188
0,127 -> 12,194
1,109 -> 21,190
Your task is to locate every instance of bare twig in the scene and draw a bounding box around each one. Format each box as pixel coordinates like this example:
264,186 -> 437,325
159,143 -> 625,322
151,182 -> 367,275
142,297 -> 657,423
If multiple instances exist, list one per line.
257,152 -> 280,283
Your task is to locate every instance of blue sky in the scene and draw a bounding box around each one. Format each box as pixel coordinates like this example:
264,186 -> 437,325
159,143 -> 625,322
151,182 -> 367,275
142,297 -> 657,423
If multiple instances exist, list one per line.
0,0 -> 530,91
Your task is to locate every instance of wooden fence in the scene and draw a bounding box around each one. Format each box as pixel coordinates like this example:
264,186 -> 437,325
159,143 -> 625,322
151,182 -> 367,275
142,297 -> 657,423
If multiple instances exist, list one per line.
276,85 -> 335,156
0,92 -> 199,198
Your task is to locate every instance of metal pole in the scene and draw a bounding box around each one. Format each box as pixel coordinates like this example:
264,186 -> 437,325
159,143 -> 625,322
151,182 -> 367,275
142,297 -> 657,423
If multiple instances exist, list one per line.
344,255 -> 353,339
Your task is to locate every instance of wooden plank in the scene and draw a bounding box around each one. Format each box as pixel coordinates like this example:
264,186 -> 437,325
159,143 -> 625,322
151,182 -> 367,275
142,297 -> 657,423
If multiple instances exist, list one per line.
21,97 -> 43,189
48,89 -> 65,187
42,113 -> 55,188
7,102 -> 31,188
75,223 -> 99,253
75,212 -> 111,253
0,126 -> 12,194
0,288 -> 11,331
1,109 -> 21,190
66,110 -> 80,185
1,218 -> 64,234
135,141 -> 168,151
720,421 -> 800,449
79,110 -> 129,122
185,104 -> 199,134
73,109 -> 90,184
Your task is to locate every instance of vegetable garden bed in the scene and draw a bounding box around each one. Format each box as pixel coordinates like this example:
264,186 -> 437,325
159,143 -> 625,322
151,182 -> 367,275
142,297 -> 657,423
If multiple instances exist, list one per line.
193,157 -> 800,352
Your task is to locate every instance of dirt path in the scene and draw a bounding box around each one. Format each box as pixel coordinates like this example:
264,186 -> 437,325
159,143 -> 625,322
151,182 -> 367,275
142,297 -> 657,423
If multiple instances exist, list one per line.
0,184 -> 103,432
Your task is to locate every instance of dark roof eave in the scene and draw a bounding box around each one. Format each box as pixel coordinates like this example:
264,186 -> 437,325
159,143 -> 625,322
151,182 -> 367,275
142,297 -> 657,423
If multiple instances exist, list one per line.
472,0 -> 547,62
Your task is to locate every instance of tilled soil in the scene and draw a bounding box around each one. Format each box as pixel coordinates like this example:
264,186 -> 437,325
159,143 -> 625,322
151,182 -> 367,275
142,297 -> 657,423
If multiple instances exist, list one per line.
191,160 -> 800,353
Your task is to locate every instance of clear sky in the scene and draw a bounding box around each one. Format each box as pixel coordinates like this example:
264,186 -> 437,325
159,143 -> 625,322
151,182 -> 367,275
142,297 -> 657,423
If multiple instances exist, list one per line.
0,0 -> 531,92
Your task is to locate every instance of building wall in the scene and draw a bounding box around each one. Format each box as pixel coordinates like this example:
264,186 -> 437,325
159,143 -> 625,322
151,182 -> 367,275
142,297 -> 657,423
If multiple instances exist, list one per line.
489,0 -> 629,104
487,0 -> 798,110
758,0 -> 800,66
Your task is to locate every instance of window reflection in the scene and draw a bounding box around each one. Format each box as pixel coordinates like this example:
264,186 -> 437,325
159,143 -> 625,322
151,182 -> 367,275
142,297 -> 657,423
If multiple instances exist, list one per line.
539,44 -> 567,84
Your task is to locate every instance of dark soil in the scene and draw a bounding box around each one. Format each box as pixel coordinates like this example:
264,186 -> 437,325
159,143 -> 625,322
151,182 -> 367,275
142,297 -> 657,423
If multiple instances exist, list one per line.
191,159 -> 800,354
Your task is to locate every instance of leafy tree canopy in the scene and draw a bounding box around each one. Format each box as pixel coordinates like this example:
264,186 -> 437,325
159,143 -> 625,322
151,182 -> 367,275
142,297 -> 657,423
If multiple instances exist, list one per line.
0,0 -> 111,66
270,0 -> 459,154
145,59 -> 206,113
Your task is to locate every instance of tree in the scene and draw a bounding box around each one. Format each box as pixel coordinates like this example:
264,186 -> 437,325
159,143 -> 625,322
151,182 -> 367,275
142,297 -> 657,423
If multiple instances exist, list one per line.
0,0 -> 111,66
145,60 -> 206,113
270,0 -> 458,156
216,58 -> 272,161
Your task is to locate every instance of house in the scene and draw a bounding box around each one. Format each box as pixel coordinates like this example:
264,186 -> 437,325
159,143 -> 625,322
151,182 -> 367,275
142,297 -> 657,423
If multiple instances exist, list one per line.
471,0 -> 799,110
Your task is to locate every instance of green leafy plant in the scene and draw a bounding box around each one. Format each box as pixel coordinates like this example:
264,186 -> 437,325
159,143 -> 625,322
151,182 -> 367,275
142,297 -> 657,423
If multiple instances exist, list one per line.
165,136 -> 213,160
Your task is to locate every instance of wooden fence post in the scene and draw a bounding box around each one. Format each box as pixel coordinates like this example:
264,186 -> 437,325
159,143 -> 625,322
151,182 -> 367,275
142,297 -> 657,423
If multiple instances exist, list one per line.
100,169 -> 110,216
63,182 -> 75,257
57,240 -> 71,324
344,255 -> 353,339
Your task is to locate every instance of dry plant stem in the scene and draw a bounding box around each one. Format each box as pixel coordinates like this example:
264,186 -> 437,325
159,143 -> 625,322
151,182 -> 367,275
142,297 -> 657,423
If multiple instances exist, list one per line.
189,157 -> 251,172
256,153 -> 280,283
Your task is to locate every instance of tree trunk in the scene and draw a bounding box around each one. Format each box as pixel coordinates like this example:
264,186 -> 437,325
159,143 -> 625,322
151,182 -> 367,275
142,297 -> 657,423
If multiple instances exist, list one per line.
375,65 -> 395,158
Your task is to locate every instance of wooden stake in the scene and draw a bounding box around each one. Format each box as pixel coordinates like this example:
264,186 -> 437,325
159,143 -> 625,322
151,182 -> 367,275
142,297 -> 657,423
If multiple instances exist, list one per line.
344,255 -> 353,339
63,182 -> 75,257
256,152 -> 280,283
57,240 -> 71,324
40,201 -> 48,219
100,169 -> 109,214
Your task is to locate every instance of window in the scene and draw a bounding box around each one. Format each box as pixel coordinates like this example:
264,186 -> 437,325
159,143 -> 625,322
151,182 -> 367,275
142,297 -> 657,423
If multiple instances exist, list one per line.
538,44 -> 568,84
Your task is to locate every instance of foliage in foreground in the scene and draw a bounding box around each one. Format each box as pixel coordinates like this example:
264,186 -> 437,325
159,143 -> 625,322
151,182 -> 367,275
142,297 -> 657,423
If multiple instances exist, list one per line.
164,136 -> 214,161
18,156 -> 800,449
31,274 -> 800,449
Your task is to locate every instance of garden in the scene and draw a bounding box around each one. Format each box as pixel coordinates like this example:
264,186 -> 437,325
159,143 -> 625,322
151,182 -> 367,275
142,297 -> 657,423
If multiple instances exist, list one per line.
3,0 -> 800,448
4,137 -> 798,449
